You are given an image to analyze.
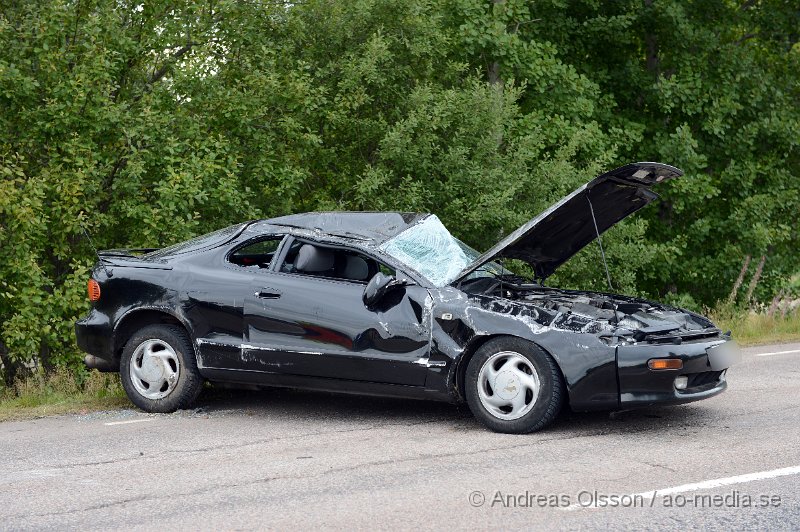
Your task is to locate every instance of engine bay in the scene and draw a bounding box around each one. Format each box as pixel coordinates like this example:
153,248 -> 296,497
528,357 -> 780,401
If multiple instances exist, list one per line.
460,276 -> 718,342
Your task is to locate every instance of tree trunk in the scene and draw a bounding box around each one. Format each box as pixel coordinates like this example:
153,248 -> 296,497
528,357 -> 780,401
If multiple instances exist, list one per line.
0,339 -> 17,388
727,255 -> 751,304
39,338 -> 53,373
644,0 -> 660,78
744,255 -> 766,305
488,0 -> 505,88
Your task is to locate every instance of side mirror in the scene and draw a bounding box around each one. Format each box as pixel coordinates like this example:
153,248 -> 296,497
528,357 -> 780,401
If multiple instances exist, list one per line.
363,272 -> 411,310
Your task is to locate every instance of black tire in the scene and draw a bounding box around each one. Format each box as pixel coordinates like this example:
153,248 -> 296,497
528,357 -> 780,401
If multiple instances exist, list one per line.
120,324 -> 204,413
465,337 -> 564,434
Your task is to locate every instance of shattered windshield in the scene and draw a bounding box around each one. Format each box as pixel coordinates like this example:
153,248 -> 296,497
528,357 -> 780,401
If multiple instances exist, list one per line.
379,215 -> 505,286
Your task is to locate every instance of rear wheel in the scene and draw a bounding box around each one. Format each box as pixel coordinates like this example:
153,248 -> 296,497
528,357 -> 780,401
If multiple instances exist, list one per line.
465,337 -> 564,434
120,324 -> 203,413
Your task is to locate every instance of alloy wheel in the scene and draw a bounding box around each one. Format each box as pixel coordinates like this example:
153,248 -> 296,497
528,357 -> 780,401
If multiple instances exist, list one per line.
476,350 -> 541,420
129,339 -> 181,400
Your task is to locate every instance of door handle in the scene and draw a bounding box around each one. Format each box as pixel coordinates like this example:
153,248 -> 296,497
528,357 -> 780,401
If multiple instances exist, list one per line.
255,288 -> 281,299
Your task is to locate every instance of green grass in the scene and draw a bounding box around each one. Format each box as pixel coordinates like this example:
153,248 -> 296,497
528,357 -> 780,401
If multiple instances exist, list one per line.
710,306 -> 800,346
0,369 -> 128,422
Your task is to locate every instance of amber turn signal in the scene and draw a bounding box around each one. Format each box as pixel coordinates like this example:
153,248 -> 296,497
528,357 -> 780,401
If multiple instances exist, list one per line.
87,279 -> 101,301
647,358 -> 683,370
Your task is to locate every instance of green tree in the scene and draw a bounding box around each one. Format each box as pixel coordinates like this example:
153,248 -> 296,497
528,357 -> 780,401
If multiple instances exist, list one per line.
0,1 -> 264,382
519,0 -> 800,303
1,0 -> 797,383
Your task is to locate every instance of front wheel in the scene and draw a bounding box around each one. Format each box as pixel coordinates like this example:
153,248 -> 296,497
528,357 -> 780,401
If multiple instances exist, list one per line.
120,324 -> 204,413
465,337 -> 564,434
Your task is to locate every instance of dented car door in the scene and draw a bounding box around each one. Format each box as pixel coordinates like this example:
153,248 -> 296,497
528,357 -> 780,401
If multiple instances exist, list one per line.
243,247 -> 432,386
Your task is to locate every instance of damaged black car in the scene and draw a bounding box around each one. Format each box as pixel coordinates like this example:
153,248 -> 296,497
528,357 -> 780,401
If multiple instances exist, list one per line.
76,162 -> 741,433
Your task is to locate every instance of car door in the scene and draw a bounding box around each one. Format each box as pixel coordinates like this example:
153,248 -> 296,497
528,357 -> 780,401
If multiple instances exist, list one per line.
191,234 -> 288,370
243,238 -> 432,386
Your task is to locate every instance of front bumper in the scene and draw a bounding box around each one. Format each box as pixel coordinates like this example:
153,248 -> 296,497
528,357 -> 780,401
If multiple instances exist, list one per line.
617,339 -> 741,407
75,308 -> 115,361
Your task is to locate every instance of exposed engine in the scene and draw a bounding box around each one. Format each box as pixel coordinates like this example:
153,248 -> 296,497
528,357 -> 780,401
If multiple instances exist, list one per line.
460,276 -> 719,343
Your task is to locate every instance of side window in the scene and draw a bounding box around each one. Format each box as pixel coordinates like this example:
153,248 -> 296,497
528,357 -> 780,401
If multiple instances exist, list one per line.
279,241 -> 394,283
228,237 -> 283,268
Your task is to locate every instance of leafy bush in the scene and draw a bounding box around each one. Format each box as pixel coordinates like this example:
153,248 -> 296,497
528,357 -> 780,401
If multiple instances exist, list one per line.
1,0 -> 798,384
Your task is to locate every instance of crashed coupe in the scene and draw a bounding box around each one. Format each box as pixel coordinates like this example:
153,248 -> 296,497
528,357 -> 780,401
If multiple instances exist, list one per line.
76,162 -> 741,433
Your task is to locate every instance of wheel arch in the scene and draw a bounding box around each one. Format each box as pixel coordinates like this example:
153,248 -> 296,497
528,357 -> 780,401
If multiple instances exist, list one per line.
113,308 -> 194,361
453,334 -> 566,402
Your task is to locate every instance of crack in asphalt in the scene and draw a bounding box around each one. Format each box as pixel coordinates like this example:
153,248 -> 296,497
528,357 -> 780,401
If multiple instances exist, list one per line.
641,461 -> 678,473
6,427 -> 634,520
1,417 -> 454,476
4,345 -> 799,528
161,416 -> 453,455
2,412 -> 740,482
8,401 -> 795,482
7,475 -> 286,520
8,423 -> 670,522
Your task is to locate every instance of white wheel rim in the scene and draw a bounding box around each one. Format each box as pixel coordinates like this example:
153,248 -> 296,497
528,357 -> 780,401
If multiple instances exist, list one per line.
130,339 -> 181,400
477,351 -> 540,421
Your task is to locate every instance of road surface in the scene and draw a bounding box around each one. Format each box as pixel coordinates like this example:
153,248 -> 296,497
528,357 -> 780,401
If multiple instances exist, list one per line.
2,342 -> 799,530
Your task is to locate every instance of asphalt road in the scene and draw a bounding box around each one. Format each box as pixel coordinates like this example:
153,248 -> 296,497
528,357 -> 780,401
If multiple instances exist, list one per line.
1,341 -> 799,530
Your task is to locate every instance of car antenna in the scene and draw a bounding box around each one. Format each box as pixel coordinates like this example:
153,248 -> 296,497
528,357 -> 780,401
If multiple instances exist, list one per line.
586,193 -> 619,323
80,222 -> 113,278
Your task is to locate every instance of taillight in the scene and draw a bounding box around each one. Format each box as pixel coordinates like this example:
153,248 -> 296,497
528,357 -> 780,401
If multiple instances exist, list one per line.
87,279 -> 101,301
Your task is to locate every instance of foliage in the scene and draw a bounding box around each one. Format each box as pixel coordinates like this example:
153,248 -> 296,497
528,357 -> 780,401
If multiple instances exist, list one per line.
524,0 -> 800,303
0,0 -> 798,383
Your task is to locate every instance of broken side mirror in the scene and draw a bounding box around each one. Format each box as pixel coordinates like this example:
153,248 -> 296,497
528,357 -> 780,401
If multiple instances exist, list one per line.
363,272 -> 412,310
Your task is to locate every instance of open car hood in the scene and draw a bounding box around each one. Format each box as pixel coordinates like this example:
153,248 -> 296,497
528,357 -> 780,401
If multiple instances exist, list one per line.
455,162 -> 683,282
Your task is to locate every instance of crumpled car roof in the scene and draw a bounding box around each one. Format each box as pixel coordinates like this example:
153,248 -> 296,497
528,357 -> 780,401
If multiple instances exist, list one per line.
263,211 -> 430,244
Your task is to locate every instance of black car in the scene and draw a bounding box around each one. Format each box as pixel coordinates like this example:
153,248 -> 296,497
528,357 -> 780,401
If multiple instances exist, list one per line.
76,162 -> 741,433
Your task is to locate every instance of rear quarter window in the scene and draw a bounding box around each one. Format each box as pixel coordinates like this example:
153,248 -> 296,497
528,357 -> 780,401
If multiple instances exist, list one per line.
228,237 -> 284,268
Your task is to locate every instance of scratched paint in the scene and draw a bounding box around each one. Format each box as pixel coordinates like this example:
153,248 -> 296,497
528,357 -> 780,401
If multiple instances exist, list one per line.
77,163 -> 738,417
